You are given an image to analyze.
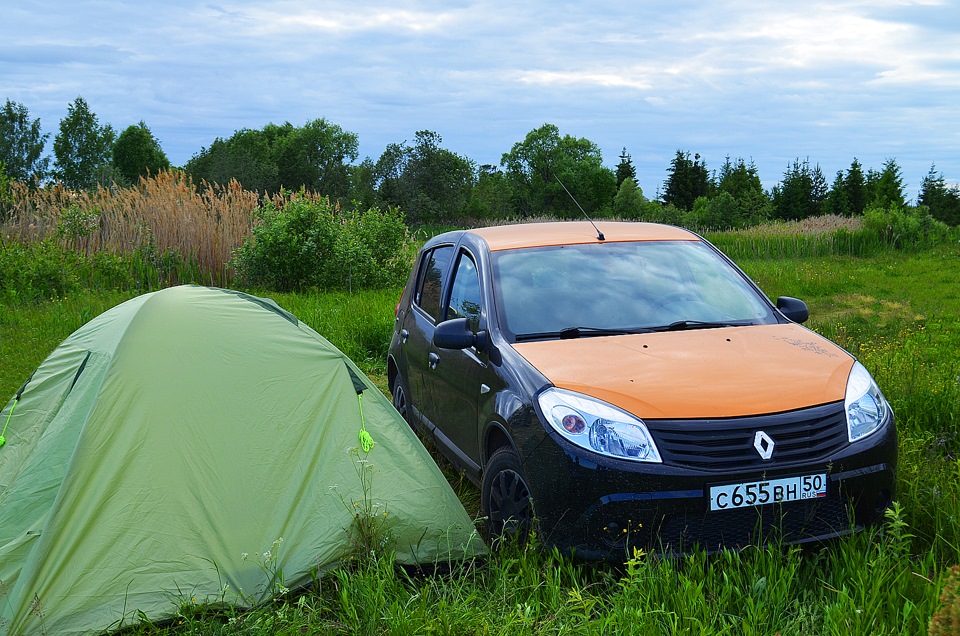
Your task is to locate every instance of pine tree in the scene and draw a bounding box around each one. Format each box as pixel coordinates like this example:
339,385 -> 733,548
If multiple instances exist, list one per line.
844,159 -> 866,215
919,163 -> 960,226
772,158 -> 826,220
663,150 -> 712,211
615,147 -> 636,189
825,170 -> 850,216
872,158 -> 906,209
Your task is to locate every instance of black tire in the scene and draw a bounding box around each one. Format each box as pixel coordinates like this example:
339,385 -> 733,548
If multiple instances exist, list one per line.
481,447 -> 533,544
392,378 -> 414,429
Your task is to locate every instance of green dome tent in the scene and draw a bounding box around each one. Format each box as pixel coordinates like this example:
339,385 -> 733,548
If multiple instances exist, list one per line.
0,285 -> 483,635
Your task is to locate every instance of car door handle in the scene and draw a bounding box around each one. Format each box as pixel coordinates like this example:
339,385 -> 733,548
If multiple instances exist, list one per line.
400,328 -> 409,343
428,352 -> 440,369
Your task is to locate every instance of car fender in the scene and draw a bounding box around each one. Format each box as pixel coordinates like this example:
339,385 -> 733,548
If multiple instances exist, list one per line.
482,388 -> 548,468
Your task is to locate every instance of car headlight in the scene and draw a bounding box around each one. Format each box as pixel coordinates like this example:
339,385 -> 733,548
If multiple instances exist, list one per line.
844,362 -> 890,443
537,387 -> 662,463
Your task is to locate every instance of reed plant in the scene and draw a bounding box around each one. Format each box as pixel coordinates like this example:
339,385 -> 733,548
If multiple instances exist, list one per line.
1,172 -> 342,287
706,210 -> 957,260
3,172 -> 255,285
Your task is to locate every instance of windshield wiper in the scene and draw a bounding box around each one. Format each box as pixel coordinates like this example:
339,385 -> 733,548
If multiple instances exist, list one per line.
660,320 -> 752,332
514,326 -> 652,341
514,321 -> 752,341
560,326 -> 653,339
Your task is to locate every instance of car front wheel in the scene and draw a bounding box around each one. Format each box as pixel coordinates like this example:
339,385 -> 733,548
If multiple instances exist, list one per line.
392,378 -> 414,430
481,447 -> 533,544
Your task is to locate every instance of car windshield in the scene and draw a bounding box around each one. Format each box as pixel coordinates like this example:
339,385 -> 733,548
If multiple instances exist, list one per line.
491,240 -> 777,340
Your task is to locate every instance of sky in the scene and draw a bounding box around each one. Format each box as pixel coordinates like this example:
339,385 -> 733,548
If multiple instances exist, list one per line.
3,0 -> 960,199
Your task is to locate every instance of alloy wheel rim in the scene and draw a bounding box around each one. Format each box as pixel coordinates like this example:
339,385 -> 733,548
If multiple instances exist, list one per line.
489,468 -> 531,533
393,384 -> 407,419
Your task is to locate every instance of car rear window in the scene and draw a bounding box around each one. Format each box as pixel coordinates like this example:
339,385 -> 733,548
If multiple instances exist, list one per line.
414,245 -> 455,323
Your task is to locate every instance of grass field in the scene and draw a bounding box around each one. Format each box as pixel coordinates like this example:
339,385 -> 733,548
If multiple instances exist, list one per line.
2,236 -> 960,634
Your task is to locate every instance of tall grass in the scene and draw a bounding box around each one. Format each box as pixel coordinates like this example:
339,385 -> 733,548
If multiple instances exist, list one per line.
2,172 -> 336,286
139,529 -> 945,634
705,213 -> 958,260
4,172 -> 255,285
705,216 -> 881,260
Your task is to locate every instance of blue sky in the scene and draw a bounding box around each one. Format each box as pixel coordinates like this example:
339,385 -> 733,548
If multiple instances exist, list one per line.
3,0 -> 959,198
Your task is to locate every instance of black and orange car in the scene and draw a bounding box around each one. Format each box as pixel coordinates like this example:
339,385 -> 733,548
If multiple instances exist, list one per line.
387,221 -> 896,558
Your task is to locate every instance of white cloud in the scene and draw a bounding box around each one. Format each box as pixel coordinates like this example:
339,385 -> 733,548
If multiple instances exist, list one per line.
233,5 -> 461,36
513,69 -> 654,91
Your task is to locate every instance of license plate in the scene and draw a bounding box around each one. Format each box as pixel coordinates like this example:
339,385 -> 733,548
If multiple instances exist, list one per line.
709,474 -> 827,511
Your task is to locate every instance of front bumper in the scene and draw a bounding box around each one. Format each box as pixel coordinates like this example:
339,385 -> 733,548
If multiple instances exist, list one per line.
521,408 -> 897,560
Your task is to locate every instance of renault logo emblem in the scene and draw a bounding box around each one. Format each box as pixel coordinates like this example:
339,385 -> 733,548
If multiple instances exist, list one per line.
753,431 -> 775,460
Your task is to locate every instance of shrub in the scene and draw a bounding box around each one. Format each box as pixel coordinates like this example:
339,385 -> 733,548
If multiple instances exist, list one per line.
232,198 -> 413,292
86,250 -> 136,290
343,205 -> 415,290
687,193 -> 740,231
3,172 -> 260,286
231,199 -> 334,291
862,203 -> 949,248
0,238 -> 80,301
0,236 -> 187,301
639,201 -> 683,226
55,203 -> 100,253
0,162 -> 11,222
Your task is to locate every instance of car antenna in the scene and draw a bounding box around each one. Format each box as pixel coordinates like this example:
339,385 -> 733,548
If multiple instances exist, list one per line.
554,174 -> 604,241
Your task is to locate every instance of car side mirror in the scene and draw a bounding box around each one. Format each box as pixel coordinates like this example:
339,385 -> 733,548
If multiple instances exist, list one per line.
776,296 -> 809,324
434,318 -> 487,351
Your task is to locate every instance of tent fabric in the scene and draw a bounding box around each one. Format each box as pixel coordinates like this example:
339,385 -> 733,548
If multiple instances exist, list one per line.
0,285 -> 484,635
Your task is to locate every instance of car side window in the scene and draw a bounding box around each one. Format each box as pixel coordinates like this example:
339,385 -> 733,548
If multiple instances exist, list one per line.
414,245 -> 455,323
446,252 -> 482,332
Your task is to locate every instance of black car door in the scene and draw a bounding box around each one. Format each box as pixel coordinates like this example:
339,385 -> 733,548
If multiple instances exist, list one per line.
400,244 -> 455,429
429,249 -> 486,469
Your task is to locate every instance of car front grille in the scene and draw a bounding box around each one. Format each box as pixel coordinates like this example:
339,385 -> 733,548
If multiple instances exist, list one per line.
648,402 -> 849,471
590,495 -> 857,556
654,496 -> 855,553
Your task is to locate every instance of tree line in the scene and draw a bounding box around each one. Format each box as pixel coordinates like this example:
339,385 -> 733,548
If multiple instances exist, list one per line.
2,97 -> 959,228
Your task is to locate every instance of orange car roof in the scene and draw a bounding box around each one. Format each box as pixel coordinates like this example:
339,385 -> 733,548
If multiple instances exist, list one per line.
470,221 -> 699,251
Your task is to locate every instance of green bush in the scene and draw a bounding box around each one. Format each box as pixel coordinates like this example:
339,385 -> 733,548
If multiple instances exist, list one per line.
85,250 -> 136,290
0,236 -> 206,302
687,193 -> 740,231
863,203 -> 949,248
232,198 -> 413,292
0,162 -> 12,222
0,239 -> 81,302
345,205 -> 416,289
638,201 -> 683,226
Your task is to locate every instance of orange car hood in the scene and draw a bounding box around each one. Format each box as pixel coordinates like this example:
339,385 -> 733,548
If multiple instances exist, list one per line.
511,323 -> 854,419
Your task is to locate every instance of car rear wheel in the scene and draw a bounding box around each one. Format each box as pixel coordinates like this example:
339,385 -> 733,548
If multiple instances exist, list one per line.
482,447 -> 533,544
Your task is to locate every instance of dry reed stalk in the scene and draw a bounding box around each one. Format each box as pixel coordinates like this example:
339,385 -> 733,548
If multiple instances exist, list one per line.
726,215 -> 863,238
3,172 -> 273,285
1,174 -> 350,285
